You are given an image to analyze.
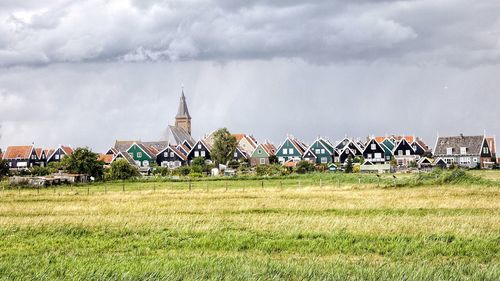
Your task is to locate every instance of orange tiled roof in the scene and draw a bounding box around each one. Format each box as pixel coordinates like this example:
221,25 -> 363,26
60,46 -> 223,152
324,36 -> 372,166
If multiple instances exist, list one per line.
98,154 -> 114,164
374,137 -> 386,143
61,146 -> 73,155
261,142 -> 276,155
3,146 -> 33,159
233,134 -> 245,141
35,148 -> 43,158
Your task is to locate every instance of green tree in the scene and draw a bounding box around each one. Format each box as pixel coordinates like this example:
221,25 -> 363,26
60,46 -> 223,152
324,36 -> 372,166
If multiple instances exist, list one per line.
0,159 -> 9,179
345,154 -> 353,173
62,147 -> 104,179
295,161 -> 315,174
210,128 -> 238,166
268,155 -> 278,164
109,159 -> 140,180
191,157 -> 207,173
31,166 -> 50,176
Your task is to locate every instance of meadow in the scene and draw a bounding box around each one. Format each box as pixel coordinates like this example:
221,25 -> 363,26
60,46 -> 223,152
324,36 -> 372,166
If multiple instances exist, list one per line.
0,170 -> 499,280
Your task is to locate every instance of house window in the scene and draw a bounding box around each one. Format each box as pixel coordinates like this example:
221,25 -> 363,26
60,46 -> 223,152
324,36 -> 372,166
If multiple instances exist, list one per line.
142,161 -> 149,167
8,162 -> 12,167
170,152 -> 175,157
321,149 -> 325,154
405,150 -> 411,156
194,151 -> 199,157
473,158 -> 478,163
198,144 -> 202,149
60,155 -> 64,159
315,149 -> 320,154
137,152 -> 142,158
258,149 -> 262,154
459,157 -> 471,165
283,148 -> 288,155
367,154 -> 372,159
234,152 -> 238,158
260,158 -> 265,165
289,148 -> 294,154
412,146 -> 417,151
446,148 -> 453,155
375,153 -> 382,159
398,150 -> 403,156
321,157 -> 327,163
201,151 -> 206,157
460,147 -> 467,155
371,144 -> 376,150
55,154 -> 60,160
483,147 -> 489,154
164,152 -> 168,157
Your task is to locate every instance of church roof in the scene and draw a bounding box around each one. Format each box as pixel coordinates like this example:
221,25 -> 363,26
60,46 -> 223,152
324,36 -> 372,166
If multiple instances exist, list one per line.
165,125 -> 195,146
176,90 -> 191,119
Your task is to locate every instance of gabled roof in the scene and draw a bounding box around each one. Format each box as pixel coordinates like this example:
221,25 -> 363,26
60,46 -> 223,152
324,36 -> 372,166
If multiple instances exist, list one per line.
157,145 -> 188,161
304,137 -> 334,156
112,151 -> 137,166
392,138 -> 415,154
61,146 -> 73,155
35,148 -> 44,158
98,154 -> 114,164
133,142 -> 155,158
142,141 -> 169,151
417,157 -> 433,165
434,135 -> 485,155
3,145 -> 34,159
114,140 -> 136,152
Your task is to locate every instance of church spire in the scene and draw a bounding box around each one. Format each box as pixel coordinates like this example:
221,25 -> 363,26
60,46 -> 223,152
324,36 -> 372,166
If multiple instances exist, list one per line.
175,87 -> 192,135
176,88 -> 191,119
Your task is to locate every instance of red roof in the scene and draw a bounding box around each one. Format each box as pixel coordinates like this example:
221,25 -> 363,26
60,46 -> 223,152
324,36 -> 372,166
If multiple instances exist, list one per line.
35,148 -> 43,158
3,146 -> 33,159
61,146 -> 73,155
261,142 -> 276,155
98,154 -> 114,164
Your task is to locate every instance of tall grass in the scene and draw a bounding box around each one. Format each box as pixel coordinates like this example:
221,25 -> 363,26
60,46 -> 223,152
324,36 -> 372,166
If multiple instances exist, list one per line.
0,182 -> 499,280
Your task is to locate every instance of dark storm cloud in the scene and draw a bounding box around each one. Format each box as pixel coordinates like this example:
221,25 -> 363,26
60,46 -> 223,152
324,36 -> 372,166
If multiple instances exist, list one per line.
0,0 -> 499,67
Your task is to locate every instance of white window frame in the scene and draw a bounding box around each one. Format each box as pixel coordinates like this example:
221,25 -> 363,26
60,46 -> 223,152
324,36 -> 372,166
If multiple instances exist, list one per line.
321,157 -> 327,164
283,148 -> 288,155
289,148 -> 294,154
194,151 -> 199,157
405,150 -> 411,156
201,151 -> 206,157
371,144 -> 376,150
137,152 -> 142,158
259,158 -> 265,165
446,147 -> 453,155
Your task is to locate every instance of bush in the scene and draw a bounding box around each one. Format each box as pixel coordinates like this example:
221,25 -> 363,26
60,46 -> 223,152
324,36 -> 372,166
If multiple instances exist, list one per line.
31,166 -> 50,176
295,161 -> 315,174
109,159 -> 140,180
0,160 -> 9,179
172,166 -> 191,176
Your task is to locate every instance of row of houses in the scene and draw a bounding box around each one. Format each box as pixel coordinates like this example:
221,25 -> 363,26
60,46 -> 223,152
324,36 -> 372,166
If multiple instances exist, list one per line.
1,133 -> 496,171
0,145 -> 73,169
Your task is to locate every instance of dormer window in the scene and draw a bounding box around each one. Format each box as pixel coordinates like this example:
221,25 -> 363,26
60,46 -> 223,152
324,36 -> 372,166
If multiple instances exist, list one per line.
446,148 -> 453,155
460,147 -> 467,155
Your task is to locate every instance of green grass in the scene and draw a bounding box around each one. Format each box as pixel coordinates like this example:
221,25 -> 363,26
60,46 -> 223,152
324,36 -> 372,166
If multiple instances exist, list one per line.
0,172 -> 499,280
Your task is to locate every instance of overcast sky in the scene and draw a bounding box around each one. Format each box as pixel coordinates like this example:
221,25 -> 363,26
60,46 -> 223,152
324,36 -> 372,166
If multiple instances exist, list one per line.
0,0 -> 499,152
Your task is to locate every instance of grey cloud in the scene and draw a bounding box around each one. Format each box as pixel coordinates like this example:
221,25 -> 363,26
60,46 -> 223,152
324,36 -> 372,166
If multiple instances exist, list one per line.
0,0 -> 499,67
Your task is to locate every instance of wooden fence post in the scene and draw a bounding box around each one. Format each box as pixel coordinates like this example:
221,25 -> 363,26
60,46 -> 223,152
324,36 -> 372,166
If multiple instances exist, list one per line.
122,183 -> 125,193
87,186 -> 90,195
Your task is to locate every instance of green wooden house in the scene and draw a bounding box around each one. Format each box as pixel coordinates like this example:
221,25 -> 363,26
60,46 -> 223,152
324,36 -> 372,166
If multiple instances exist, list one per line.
303,138 -> 335,164
250,142 -> 276,166
275,137 -> 307,163
127,142 -> 155,167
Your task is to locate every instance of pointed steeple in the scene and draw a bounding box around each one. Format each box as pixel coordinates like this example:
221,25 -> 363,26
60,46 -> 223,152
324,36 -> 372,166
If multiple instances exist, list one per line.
176,88 -> 191,119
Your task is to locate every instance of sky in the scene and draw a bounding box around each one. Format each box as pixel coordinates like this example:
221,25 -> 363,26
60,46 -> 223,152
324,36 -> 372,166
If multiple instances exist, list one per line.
0,0 -> 499,152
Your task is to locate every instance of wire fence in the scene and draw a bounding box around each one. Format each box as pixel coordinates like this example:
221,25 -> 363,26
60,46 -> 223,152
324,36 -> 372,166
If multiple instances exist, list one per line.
0,174 -> 410,197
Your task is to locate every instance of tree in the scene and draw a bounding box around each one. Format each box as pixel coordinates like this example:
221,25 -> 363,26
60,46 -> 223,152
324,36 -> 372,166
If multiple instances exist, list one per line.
31,166 -> 50,176
210,128 -> 238,166
345,154 -> 353,173
62,147 -> 104,179
295,161 -> 315,174
0,159 -> 9,179
109,159 -> 140,180
191,157 -> 207,173
268,155 -> 278,164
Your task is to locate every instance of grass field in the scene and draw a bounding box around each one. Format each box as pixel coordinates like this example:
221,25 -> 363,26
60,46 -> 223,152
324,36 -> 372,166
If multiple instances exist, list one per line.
0,171 -> 499,280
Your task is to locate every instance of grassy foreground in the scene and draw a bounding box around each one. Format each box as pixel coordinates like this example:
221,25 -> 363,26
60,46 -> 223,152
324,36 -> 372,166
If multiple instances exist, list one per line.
0,177 -> 499,280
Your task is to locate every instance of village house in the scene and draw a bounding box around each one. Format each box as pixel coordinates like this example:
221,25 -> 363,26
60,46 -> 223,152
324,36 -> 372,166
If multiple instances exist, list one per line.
46,145 -> 74,164
156,145 -> 188,168
275,136 -> 307,164
2,145 -> 38,169
250,142 -> 276,166
433,134 -> 495,168
187,139 -> 212,163
302,137 -> 335,164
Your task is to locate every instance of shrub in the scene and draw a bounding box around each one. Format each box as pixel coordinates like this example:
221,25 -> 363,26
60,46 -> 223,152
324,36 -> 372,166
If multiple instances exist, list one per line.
109,159 -> 140,180
295,161 -> 315,174
31,166 -> 50,176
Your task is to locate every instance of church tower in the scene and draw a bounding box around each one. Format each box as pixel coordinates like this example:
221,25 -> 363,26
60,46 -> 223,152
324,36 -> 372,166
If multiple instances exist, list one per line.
175,89 -> 192,135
